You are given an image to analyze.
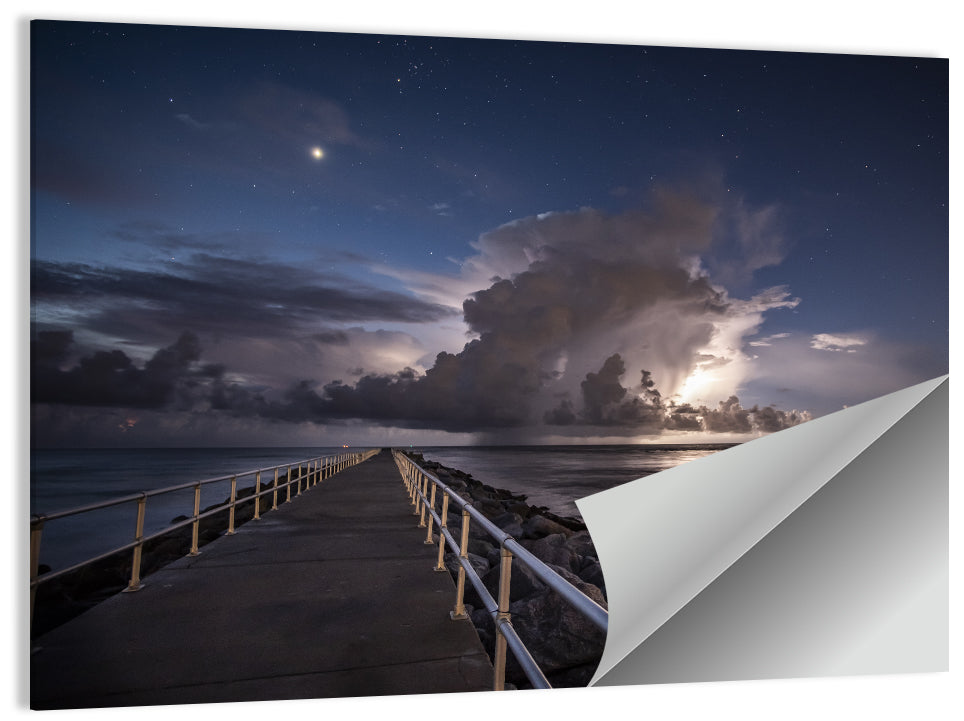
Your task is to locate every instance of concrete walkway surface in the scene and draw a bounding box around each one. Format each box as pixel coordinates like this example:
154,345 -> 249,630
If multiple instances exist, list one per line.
30,450 -> 494,709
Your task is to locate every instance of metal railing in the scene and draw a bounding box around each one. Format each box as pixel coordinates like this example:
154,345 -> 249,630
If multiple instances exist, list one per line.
392,450 -> 608,691
30,449 -> 380,626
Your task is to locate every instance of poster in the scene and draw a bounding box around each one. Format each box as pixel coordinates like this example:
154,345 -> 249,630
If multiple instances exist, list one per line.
15,2 -> 957,719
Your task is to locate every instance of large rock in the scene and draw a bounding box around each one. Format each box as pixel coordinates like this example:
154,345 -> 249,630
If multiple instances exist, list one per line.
443,477 -> 468,492
467,536 -> 495,558
480,556 -> 546,602
502,500 -> 531,517
507,566 -> 607,675
489,511 -> 524,539
443,551 -> 490,580
565,530 -> 598,558
576,560 -> 606,594
522,514 -> 573,540
520,533 -> 579,573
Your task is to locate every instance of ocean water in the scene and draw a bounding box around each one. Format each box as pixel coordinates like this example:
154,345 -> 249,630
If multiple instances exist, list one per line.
30,443 -> 733,573
416,444 -> 733,519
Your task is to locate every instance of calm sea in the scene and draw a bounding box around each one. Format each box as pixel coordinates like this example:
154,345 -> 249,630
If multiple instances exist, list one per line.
415,444 -> 733,518
30,443 -> 733,572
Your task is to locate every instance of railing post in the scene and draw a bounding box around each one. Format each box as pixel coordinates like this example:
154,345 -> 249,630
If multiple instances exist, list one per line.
30,517 -> 44,625
125,494 -> 148,591
227,475 -> 238,535
435,493 -> 449,571
492,547 -> 514,690
424,482 -> 437,544
296,464 -> 303,496
272,467 -> 279,510
285,466 -> 292,503
417,474 -> 427,525
253,470 -> 262,520
189,482 -> 202,556
450,508 -> 470,620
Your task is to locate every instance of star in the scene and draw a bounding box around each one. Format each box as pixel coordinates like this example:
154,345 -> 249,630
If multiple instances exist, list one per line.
311,147 -> 324,160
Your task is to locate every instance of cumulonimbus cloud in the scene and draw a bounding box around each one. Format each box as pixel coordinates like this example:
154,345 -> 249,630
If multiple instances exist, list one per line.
285,192 -> 807,434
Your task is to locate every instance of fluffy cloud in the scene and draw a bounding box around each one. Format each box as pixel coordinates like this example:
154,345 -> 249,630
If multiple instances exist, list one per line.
748,332 -> 791,347
810,333 -> 868,352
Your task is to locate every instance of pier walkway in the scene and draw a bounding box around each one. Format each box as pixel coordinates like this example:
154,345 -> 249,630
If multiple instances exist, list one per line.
30,450 -> 493,709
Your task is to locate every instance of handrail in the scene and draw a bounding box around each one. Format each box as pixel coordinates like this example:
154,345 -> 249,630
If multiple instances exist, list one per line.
30,449 -> 381,627
391,450 -> 608,691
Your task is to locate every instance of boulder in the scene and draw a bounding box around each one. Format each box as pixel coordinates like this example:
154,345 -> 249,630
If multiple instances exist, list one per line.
443,477 -> 468,492
443,551 -> 489,580
473,498 -> 505,519
565,530 -> 598,557
576,560 -> 606,594
502,500 -> 531,517
489,511 -> 524,539
467,537 -> 495,558
481,556 -> 546,602
506,565 -> 607,674
522,514 -> 573,540
521,533 -> 579,573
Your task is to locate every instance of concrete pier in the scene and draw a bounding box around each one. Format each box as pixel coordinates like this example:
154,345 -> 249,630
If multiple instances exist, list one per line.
30,450 -> 493,709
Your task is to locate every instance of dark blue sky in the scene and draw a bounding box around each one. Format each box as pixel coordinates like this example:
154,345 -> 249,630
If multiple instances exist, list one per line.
29,18 -> 948,447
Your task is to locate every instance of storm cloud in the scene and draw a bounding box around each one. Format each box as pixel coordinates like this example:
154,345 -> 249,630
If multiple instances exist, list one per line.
288,196 -> 808,434
543,354 -> 809,435
32,330 -> 208,409
31,193 -> 814,442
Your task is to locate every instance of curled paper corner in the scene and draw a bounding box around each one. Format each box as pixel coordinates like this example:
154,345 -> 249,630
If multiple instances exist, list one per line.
578,375 -> 948,687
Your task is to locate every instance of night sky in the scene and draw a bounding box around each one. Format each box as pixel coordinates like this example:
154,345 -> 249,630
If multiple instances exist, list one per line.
29,18 -> 948,447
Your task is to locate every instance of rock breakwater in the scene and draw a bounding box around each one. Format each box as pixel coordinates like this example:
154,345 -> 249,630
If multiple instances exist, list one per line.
406,452 -> 607,689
